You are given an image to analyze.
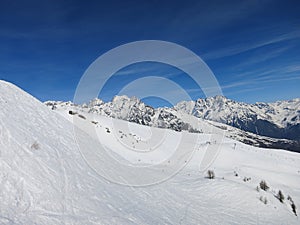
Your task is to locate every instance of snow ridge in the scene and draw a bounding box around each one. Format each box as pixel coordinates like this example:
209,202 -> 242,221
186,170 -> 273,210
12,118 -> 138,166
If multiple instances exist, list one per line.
175,96 -> 300,141
45,96 -> 196,133
45,95 -> 300,152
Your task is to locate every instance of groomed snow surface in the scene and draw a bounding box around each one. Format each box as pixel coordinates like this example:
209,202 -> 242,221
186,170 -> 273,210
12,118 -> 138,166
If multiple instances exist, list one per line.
0,80 -> 299,224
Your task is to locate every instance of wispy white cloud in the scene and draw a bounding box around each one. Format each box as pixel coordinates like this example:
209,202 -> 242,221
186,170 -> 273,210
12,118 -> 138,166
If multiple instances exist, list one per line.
202,30 -> 300,60
225,86 -> 266,97
114,68 -> 148,76
232,45 -> 291,69
284,65 -> 300,73
221,81 -> 255,89
219,63 -> 300,92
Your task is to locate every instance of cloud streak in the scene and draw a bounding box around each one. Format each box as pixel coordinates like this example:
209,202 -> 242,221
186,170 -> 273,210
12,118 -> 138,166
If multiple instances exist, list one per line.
202,30 -> 300,60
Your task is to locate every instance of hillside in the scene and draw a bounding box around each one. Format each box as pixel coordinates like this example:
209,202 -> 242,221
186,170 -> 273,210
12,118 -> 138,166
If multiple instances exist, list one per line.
0,80 -> 300,224
45,96 -> 300,152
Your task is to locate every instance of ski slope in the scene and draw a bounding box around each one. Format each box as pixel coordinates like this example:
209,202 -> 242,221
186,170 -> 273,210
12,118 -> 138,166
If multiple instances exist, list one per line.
0,80 -> 299,224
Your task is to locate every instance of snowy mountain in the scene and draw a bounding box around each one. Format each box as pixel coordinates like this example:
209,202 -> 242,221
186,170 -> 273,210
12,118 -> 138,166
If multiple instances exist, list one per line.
45,96 -> 300,152
45,96 -> 196,133
1,80 -> 300,224
175,96 -> 300,141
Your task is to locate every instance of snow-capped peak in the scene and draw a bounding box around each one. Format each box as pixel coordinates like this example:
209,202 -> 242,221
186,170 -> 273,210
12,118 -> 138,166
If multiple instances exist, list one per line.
44,94 -> 300,151
175,96 -> 300,141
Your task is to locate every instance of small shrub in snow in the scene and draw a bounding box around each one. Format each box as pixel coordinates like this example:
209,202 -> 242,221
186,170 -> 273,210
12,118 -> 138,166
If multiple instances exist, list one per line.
291,203 -> 297,216
276,190 -> 285,203
206,170 -> 215,179
259,180 -> 269,191
259,196 -> 268,204
31,141 -> 40,150
78,114 -> 86,119
288,195 -> 297,216
243,177 -> 251,182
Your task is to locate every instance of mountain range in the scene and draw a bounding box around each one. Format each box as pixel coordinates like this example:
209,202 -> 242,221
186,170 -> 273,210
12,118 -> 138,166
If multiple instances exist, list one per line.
175,95 -> 300,141
45,95 -> 300,152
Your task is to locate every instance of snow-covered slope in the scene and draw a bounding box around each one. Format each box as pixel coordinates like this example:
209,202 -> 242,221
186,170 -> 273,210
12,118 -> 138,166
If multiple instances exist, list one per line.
45,96 -> 196,132
1,80 -> 300,224
175,96 -> 300,141
46,96 -> 300,152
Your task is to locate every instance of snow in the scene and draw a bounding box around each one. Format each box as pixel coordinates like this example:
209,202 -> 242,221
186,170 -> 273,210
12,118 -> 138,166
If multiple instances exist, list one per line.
176,95 -> 300,128
1,80 -> 300,224
174,96 -> 300,148
45,95 -> 300,152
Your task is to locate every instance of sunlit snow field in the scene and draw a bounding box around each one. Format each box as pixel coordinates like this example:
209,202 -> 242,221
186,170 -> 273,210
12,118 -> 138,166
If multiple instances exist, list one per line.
1,80 -> 299,224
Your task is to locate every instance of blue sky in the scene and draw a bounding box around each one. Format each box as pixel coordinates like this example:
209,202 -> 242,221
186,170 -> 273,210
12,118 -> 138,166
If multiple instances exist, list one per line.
0,0 -> 299,107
